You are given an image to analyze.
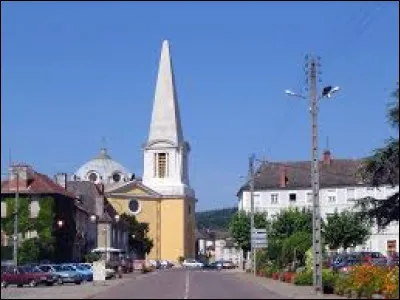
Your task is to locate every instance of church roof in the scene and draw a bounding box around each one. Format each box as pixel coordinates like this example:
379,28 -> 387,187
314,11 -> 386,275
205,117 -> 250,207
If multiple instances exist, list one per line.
146,40 -> 184,148
74,148 -> 130,184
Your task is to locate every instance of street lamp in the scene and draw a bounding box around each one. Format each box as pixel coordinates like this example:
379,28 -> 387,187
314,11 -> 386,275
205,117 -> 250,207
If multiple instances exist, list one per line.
285,60 -> 340,294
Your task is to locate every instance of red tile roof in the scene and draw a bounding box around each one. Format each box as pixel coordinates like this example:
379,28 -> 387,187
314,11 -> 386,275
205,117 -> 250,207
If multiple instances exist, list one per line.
1,168 -> 77,199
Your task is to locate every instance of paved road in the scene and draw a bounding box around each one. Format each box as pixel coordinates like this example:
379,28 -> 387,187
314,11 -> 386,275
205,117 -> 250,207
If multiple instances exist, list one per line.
91,269 -> 287,299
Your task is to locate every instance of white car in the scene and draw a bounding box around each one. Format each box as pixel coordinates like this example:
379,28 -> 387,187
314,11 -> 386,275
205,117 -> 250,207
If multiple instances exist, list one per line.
182,259 -> 204,268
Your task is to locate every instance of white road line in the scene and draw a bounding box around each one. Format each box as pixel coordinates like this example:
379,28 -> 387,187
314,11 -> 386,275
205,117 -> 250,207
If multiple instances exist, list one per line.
184,271 -> 190,299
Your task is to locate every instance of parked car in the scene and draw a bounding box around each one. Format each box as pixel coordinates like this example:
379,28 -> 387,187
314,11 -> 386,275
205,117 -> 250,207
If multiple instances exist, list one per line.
182,259 -> 204,269
358,251 -> 387,266
37,264 -> 83,285
218,260 -> 236,269
332,253 -> 371,273
202,262 -> 222,270
160,260 -> 174,269
1,266 -> 58,288
63,264 -> 93,281
387,252 -> 399,266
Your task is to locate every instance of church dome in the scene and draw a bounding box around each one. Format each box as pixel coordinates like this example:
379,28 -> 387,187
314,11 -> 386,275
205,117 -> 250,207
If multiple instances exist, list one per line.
74,148 -> 131,185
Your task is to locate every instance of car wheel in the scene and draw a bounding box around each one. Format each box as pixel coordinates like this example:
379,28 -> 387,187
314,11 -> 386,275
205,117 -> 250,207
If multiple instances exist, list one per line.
46,282 -> 54,286
17,284 -> 23,288
29,280 -> 37,287
1,281 -> 7,288
75,280 -> 82,285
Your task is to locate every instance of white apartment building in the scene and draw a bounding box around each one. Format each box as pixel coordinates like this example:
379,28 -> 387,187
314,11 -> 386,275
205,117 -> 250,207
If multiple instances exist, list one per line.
237,151 -> 399,254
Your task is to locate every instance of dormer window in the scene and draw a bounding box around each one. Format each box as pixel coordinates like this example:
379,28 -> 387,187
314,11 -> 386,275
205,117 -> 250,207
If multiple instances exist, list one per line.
88,172 -> 98,183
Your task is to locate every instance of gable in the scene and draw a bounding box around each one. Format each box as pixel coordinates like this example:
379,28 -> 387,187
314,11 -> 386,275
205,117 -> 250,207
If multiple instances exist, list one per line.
105,180 -> 161,198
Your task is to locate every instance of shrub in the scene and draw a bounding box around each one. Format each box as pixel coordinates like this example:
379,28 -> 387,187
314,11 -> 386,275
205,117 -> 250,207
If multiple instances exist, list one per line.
334,274 -> 350,296
348,265 -> 387,298
294,269 -> 313,286
266,265 -> 279,278
178,256 -> 184,264
322,269 -> 339,294
382,266 -> 399,299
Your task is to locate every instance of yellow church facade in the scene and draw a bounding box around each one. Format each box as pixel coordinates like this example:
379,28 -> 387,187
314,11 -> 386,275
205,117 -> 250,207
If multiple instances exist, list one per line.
105,181 -> 196,262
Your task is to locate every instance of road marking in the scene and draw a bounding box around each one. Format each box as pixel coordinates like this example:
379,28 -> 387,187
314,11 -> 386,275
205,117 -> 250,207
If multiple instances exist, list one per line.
184,271 -> 190,299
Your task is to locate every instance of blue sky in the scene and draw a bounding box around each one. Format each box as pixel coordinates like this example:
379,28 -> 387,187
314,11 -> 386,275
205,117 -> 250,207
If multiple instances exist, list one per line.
1,1 -> 399,211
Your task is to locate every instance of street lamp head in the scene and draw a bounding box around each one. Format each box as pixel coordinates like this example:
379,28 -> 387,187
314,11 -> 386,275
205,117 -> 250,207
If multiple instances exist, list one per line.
57,220 -> 64,228
131,234 -> 135,239
285,89 -> 296,96
322,86 -> 340,98
90,215 -> 97,223
114,215 -> 120,222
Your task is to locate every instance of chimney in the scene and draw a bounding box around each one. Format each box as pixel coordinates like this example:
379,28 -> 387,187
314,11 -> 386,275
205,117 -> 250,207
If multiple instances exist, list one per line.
279,166 -> 288,188
54,173 -> 68,189
323,150 -> 332,165
8,164 -> 30,190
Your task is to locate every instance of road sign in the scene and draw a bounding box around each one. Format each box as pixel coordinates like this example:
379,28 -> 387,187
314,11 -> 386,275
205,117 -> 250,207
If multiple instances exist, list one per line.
251,228 -> 267,248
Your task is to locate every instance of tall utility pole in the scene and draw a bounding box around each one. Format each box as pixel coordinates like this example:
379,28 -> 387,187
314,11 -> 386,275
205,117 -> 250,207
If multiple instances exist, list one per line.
285,55 -> 340,294
13,171 -> 19,266
248,154 -> 255,275
308,55 -> 323,294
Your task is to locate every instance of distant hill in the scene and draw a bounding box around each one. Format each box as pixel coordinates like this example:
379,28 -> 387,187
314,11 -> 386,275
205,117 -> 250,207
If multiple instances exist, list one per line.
195,207 -> 238,231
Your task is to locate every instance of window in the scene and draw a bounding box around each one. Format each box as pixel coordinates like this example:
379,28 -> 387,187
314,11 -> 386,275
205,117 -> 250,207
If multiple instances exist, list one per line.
306,192 -> 313,203
347,188 -> 356,201
155,153 -> 168,178
328,195 -> 336,203
188,204 -> 191,215
88,172 -> 98,182
327,189 -> 337,203
270,193 -> 279,204
112,172 -> 121,183
128,199 -> 140,214
289,193 -> 296,202
29,200 -> 40,218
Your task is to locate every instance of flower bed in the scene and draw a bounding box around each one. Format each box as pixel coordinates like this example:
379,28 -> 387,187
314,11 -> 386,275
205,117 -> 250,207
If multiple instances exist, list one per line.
334,265 -> 399,299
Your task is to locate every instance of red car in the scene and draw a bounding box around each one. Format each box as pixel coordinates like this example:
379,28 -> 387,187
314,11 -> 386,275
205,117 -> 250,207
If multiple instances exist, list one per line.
1,266 -> 58,288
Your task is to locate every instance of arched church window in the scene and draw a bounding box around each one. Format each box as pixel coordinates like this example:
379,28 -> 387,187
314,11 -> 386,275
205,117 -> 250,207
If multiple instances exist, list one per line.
129,199 -> 140,214
112,172 -> 121,183
88,172 -> 98,182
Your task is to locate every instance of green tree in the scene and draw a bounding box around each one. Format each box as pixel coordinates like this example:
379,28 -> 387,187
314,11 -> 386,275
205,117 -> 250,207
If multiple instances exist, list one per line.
120,213 -> 153,258
357,84 -> 399,228
229,211 -> 268,253
18,238 -> 40,265
269,207 -> 313,240
323,210 -> 371,251
281,231 -> 312,267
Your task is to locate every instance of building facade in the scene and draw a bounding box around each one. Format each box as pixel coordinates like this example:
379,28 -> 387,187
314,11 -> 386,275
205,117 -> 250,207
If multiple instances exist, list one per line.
237,151 -> 399,254
1,165 -> 88,262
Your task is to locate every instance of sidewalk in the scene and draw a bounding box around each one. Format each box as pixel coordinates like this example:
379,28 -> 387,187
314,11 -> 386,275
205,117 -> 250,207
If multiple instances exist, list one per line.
1,271 -> 158,299
235,272 -> 347,299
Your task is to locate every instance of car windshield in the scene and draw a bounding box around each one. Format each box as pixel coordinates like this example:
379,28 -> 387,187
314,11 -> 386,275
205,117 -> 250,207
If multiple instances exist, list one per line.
29,267 -> 43,273
52,265 -> 63,272
78,264 -> 91,269
61,265 -> 74,271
